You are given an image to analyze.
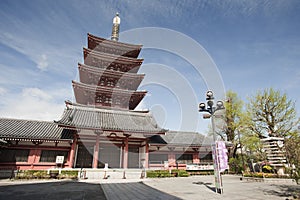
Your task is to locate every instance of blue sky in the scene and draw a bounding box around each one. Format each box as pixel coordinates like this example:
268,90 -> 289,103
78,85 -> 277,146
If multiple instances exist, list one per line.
0,0 -> 299,134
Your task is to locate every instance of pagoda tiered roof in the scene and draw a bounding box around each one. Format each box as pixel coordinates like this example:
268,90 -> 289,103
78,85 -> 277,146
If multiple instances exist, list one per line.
72,31 -> 147,111
78,63 -> 144,90
88,33 -> 142,58
72,81 -> 146,110
83,48 -> 143,73
55,104 -> 165,134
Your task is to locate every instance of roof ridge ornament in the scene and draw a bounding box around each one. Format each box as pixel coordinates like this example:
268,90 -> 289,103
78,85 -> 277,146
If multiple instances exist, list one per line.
111,12 -> 120,41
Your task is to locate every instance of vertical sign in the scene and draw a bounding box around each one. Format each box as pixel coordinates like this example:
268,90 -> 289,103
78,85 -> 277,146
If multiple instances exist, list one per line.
217,141 -> 228,172
212,141 -> 228,194
212,143 -> 222,194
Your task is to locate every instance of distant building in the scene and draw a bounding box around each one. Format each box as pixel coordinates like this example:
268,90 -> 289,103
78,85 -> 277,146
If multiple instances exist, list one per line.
261,137 -> 287,174
0,14 -> 213,172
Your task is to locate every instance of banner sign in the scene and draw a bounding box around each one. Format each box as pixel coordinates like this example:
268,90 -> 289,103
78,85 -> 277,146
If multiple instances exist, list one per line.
217,141 -> 228,172
212,141 -> 228,194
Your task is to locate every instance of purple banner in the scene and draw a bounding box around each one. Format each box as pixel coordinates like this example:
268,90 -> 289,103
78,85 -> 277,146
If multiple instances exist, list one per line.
216,141 -> 228,172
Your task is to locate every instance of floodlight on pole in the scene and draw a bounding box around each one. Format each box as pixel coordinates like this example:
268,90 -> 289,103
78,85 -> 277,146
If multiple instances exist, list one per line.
206,90 -> 214,100
217,101 -> 225,110
199,103 -> 206,111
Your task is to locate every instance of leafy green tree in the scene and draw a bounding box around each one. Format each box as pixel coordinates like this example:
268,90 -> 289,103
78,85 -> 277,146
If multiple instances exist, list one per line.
245,88 -> 299,174
224,91 -> 244,141
246,88 -> 299,138
222,91 -> 244,159
285,131 -> 300,184
240,129 -> 267,168
212,90 -> 245,162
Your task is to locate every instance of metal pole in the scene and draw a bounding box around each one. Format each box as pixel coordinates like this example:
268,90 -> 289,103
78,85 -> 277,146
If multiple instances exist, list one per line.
211,114 -> 223,194
211,114 -> 216,143
199,91 -> 225,194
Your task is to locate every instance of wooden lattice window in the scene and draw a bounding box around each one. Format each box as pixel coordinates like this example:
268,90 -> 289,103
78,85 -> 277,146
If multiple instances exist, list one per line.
40,150 -> 68,163
95,95 -> 103,103
104,97 -> 112,104
149,153 -> 168,164
176,154 -> 193,164
199,152 -> 213,163
107,79 -> 115,87
100,79 -> 105,86
0,149 -> 29,162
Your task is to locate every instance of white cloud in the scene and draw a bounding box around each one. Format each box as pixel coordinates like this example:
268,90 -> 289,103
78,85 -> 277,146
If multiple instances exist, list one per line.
0,87 -> 65,121
0,26 -> 78,78
0,87 -> 7,95
22,88 -> 52,101
37,54 -> 48,71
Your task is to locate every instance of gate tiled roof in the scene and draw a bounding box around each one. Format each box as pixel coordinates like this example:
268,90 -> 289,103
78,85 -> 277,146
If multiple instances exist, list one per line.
55,105 -> 166,134
150,131 -> 209,147
0,118 -> 74,142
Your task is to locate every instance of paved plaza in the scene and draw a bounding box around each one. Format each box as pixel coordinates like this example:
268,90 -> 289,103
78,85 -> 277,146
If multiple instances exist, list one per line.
0,175 -> 299,200
143,175 -> 299,200
0,179 -> 106,200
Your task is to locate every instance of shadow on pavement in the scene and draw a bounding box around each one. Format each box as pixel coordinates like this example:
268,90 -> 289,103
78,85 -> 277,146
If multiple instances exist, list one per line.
192,181 -> 216,193
0,180 -> 107,200
263,184 -> 300,199
101,182 -> 182,200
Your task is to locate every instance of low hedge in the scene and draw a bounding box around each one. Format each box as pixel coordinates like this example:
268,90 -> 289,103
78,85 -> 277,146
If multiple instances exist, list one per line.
15,170 -> 78,180
147,170 -> 171,178
57,170 -> 78,179
243,172 -> 291,179
146,170 -> 189,178
16,170 -> 49,179
171,169 -> 190,177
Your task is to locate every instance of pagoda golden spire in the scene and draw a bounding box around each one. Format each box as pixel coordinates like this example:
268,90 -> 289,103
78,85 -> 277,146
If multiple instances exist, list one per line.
111,12 -> 120,41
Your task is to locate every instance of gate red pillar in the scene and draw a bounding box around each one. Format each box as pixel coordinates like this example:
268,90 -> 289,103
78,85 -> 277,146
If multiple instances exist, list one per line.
167,147 -> 176,168
192,148 -> 200,164
92,133 -> 100,169
68,134 -> 77,168
145,143 -> 149,168
123,136 -> 129,169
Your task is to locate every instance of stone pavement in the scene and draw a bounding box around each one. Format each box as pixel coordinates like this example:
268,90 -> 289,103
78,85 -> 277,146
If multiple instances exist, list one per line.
98,175 -> 299,200
0,179 -> 106,200
143,175 -> 299,200
101,181 -> 181,200
87,175 -> 300,200
0,175 -> 299,200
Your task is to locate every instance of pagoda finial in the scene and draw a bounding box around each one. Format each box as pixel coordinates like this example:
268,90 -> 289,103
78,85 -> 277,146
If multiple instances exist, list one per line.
111,12 -> 120,41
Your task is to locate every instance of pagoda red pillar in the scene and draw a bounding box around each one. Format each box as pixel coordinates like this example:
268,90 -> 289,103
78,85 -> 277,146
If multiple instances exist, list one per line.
123,137 -> 129,169
145,143 -> 149,168
68,134 -> 77,168
92,133 -> 100,168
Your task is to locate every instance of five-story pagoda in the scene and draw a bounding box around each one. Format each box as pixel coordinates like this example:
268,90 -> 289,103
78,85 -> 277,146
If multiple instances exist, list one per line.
56,13 -> 165,169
